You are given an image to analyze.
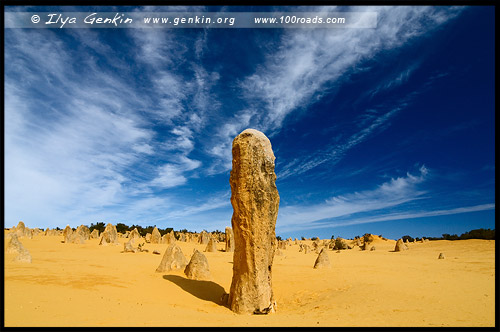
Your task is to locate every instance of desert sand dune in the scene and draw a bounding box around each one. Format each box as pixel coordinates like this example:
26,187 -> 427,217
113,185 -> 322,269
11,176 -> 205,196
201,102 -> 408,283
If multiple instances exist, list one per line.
3,231 -> 495,327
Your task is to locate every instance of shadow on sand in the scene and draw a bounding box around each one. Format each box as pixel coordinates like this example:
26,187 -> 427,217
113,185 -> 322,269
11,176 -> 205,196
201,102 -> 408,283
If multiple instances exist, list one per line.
162,275 -> 227,306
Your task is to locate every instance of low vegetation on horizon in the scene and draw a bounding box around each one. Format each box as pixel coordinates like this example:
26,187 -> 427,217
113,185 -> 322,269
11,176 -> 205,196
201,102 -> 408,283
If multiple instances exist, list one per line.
6,222 -> 495,241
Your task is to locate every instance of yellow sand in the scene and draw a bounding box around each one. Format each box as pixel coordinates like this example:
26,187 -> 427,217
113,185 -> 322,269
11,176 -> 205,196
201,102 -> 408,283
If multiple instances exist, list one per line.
4,232 -> 495,327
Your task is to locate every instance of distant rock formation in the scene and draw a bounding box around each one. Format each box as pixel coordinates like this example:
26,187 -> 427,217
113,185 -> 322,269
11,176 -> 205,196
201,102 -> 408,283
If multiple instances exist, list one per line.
362,242 -> 370,251
363,234 -> 375,244
205,237 -> 218,252
90,229 -> 100,239
46,228 -> 61,236
66,230 -> 85,244
166,230 -> 176,244
155,243 -> 187,273
438,253 -> 445,259
62,225 -> 72,239
334,237 -> 348,250
218,232 -> 226,242
63,227 -> 85,244
98,223 -> 119,246
227,129 -> 279,315
179,233 -> 187,242
123,239 -> 137,253
225,227 -> 235,252
76,225 -> 90,241
394,239 -> 408,252
7,234 -> 31,263
184,249 -> 211,280
161,234 -> 168,244
145,233 -> 152,243
313,248 -> 330,269
13,221 -> 28,238
198,231 -> 210,245
151,227 -> 161,244
6,234 -> 24,254
370,246 -> 376,251
128,228 -> 140,241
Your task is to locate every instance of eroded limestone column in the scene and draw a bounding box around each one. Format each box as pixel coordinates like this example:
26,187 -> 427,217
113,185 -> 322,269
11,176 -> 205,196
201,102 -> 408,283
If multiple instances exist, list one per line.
228,128 -> 279,315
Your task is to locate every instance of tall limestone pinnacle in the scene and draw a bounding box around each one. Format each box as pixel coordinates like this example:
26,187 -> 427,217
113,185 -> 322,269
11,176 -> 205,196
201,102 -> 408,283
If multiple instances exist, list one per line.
227,128 -> 279,315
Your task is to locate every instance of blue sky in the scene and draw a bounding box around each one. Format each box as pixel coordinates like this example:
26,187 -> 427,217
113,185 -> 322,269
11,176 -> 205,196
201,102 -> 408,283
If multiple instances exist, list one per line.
4,6 -> 495,240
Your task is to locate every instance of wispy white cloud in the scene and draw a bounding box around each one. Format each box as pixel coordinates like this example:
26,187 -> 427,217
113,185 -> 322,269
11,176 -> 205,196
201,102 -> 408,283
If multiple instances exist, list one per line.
239,7 -> 463,131
205,6 -> 464,174
278,106 -> 403,180
4,28 -> 166,228
279,204 -> 495,234
150,164 -> 190,188
277,165 -> 429,231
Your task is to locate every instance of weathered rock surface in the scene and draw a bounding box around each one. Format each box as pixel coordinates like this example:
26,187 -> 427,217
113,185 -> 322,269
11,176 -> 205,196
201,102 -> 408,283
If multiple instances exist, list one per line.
438,252 -> 445,259
123,240 -> 137,253
145,233 -> 152,243
334,237 -> 348,250
198,231 -> 210,245
225,227 -> 235,252
155,243 -> 187,273
66,231 -> 85,244
166,231 -> 176,244
227,129 -> 279,315
161,234 -> 168,244
205,237 -> 218,252
98,223 -> 119,246
313,248 -> 331,269
7,234 -> 32,263
62,225 -> 72,239
14,221 -> 28,237
76,225 -> 90,240
184,249 -> 211,280
128,228 -> 140,240
6,234 -> 24,254
394,239 -> 408,252
151,227 -> 161,244
362,242 -> 371,251
90,229 -> 100,239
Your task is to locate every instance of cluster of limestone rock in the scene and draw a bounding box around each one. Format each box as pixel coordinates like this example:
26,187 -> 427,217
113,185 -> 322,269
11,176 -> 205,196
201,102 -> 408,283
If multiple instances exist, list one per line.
6,128 -> 447,316
154,244 -> 212,280
98,223 -> 120,246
